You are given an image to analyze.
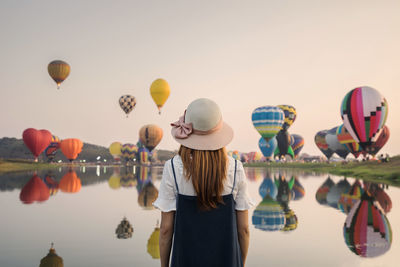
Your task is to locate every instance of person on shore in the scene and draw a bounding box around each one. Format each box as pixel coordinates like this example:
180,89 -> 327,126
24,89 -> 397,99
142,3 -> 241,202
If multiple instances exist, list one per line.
154,98 -> 254,267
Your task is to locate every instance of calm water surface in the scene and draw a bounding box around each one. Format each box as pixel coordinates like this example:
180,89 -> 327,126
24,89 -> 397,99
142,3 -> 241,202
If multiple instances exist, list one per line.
0,166 -> 398,267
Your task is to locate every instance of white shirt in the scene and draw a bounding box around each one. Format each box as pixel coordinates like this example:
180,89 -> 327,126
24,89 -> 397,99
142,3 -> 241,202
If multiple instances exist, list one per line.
153,156 -> 254,212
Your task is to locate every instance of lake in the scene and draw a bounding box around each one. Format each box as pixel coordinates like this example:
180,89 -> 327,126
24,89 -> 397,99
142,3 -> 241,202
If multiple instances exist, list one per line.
0,165 -> 398,267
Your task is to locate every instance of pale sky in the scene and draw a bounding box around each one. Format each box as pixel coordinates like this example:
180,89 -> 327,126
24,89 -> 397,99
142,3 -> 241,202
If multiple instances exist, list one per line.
0,0 -> 399,156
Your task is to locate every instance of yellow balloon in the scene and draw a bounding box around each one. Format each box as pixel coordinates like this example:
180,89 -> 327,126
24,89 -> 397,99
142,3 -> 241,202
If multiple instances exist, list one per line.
48,60 -> 70,89
147,226 -> 160,259
150,78 -> 170,114
109,142 -> 122,159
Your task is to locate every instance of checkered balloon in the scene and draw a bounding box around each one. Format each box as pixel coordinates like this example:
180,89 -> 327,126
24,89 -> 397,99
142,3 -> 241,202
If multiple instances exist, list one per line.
119,95 -> 136,117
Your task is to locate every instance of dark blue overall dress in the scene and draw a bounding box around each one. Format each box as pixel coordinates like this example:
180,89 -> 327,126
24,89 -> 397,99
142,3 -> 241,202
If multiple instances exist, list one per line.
170,157 -> 243,267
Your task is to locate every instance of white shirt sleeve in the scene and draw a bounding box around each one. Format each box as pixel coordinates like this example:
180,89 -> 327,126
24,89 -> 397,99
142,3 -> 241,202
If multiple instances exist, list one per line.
234,161 -> 255,210
153,160 -> 177,212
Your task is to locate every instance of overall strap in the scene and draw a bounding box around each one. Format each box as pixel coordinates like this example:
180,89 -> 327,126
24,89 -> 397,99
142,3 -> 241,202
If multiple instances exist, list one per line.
231,159 -> 237,194
171,156 -> 180,194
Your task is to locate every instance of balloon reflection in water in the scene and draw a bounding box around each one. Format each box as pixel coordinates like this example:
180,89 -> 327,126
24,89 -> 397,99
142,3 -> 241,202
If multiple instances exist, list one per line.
138,181 -> 159,210
147,221 -> 160,259
44,174 -> 59,196
364,182 -> 392,214
59,171 -> 81,193
245,168 -> 264,182
252,196 -> 285,231
20,175 -> 50,204
326,178 -> 351,209
343,192 -> 392,258
39,243 -> 64,267
120,173 -> 137,188
259,176 -> 277,199
338,180 -> 364,214
275,175 -> 298,231
316,177 -> 335,205
291,177 -> 305,201
108,172 -> 121,190
115,217 -> 134,239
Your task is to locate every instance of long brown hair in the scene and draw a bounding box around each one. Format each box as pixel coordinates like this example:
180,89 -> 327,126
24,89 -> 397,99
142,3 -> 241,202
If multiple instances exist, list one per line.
178,145 -> 228,210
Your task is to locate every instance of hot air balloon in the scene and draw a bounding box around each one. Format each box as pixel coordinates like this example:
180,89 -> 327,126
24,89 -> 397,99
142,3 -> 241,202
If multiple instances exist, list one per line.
325,127 -> 349,159
109,142 -> 122,161
147,221 -> 160,259
115,217 -> 134,239
277,105 -> 296,131
138,181 -> 159,209
336,124 -> 363,158
368,125 -> 390,156
20,175 -> 50,204
60,138 -> 83,162
22,128 -> 52,161
59,171 -> 81,193
121,143 -> 138,162
326,178 -> 351,209
315,130 -> 334,159
139,124 -> 163,152
252,106 -> 284,141
39,244 -> 64,267
275,130 -> 294,159
290,134 -> 304,158
316,177 -> 335,205
252,196 -> 285,231
119,95 -> 136,117
344,192 -> 392,258
338,180 -> 364,214
258,137 -> 277,159
44,135 -> 61,162
138,147 -> 150,164
48,60 -> 70,89
150,78 -> 170,114
341,86 -> 388,152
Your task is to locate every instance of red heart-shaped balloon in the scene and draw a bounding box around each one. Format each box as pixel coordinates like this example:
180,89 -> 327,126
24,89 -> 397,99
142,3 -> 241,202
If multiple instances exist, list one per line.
22,128 -> 52,159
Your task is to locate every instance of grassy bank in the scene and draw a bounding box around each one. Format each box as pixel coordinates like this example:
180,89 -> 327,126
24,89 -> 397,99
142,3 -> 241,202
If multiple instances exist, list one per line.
0,159 -> 58,174
244,156 -> 400,187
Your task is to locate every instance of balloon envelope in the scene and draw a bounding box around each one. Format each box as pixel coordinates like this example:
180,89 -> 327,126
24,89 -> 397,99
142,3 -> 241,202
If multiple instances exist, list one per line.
60,138 -> 83,161
139,124 -> 163,152
251,106 -> 284,141
109,142 -> 122,159
325,127 -> 349,159
121,143 -> 138,162
336,124 -> 363,158
368,125 -> 390,156
48,60 -> 70,89
22,128 -> 52,160
44,135 -> 60,161
258,137 -> 277,158
119,95 -> 136,116
340,86 -> 388,151
277,105 -> 297,131
315,130 -> 334,159
291,134 -> 304,158
150,78 -> 170,114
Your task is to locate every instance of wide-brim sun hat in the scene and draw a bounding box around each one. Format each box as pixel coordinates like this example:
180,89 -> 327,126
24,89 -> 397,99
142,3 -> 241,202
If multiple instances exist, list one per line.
171,98 -> 233,150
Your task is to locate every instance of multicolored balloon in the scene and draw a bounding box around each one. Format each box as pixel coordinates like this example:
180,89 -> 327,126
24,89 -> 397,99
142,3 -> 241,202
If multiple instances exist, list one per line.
121,143 -> 138,162
150,78 -> 170,114
138,147 -> 150,164
22,128 -> 52,161
252,196 -> 285,232
315,130 -> 334,159
48,60 -> 70,89
139,124 -> 163,152
338,180 -> 364,214
368,125 -> 390,156
251,106 -> 284,141
344,192 -> 392,258
290,134 -> 304,158
119,95 -> 136,117
340,86 -> 388,151
60,138 -> 83,161
316,177 -> 335,205
275,130 -> 294,159
325,127 -> 349,159
258,137 -> 277,159
44,135 -> 60,162
336,125 -> 363,158
277,105 -> 296,131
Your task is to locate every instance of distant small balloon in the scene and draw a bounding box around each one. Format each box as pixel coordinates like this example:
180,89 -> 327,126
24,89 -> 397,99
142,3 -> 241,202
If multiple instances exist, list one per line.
48,60 -> 70,89
119,95 -> 136,117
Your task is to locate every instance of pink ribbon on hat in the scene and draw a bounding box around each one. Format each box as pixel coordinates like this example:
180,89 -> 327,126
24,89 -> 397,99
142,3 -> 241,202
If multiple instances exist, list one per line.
171,114 -> 193,139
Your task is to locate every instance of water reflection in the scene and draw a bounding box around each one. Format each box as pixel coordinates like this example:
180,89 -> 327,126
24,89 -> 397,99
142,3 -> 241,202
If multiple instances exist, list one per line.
315,177 -> 394,258
59,171 -> 81,193
19,174 -> 50,204
115,217 -> 134,239
147,221 -> 160,259
39,243 -> 64,267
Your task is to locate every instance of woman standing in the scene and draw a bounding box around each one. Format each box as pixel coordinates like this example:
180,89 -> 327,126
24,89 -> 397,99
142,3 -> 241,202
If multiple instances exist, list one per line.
153,98 -> 253,267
